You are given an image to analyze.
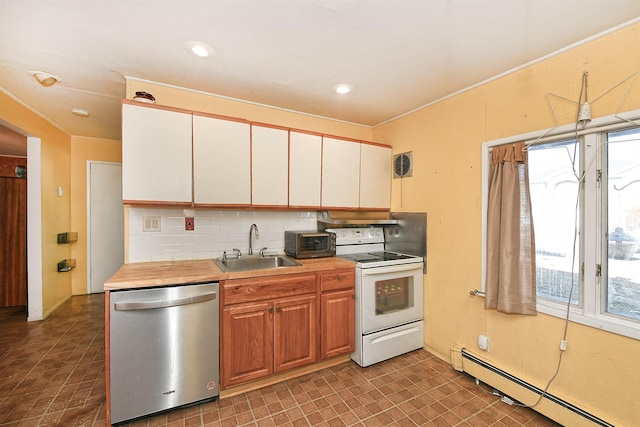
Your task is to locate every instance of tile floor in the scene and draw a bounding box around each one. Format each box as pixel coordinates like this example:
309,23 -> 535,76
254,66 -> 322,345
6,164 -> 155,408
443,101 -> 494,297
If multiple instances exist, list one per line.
0,295 -> 559,426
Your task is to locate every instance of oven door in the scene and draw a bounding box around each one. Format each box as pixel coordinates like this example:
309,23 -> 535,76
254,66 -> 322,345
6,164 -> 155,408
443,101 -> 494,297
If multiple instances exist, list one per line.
358,262 -> 424,334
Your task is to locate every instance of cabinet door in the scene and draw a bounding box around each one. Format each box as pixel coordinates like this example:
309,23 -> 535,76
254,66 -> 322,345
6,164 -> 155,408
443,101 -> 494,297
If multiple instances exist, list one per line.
252,125 -> 288,207
321,290 -> 355,359
289,132 -> 322,208
360,143 -> 391,209
274,295 -> 317,373
221,302 -> 273,387
193,115 -> 251,206
122,103 -> 192,203
320,269 -> 355,360
321,137 -> 360,208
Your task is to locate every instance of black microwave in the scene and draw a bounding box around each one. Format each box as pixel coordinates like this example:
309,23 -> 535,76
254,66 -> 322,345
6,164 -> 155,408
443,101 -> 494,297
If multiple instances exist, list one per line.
284,231 -> 336,259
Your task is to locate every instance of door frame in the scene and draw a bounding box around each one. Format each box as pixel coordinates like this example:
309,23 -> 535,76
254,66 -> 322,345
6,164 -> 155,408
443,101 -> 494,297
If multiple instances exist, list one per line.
27,136 -> 43,321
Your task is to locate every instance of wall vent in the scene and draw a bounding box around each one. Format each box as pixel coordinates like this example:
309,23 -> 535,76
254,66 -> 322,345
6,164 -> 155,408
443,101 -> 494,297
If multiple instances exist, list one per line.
393,152 -> 412,178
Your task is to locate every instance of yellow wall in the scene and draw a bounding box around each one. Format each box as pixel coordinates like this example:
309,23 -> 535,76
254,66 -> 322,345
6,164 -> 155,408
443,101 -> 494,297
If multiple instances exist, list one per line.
374,23 -> 640,426
0,90 -> 72,316
126,80 -> 374,141
70,136 -> 122,295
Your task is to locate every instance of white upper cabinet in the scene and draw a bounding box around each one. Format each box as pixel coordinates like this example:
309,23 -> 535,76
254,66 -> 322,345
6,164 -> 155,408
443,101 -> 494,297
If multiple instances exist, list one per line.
359,144 -> 391,209
122,103 -> 391,210
289,132 -> 322,208
251,125 -> 289,207
321,137 -> 360,208
193,114 -> 251,206
122,103 -> 193,203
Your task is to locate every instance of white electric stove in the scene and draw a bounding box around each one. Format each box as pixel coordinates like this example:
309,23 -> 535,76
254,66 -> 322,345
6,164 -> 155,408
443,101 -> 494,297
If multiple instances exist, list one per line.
326,228 -> 424,367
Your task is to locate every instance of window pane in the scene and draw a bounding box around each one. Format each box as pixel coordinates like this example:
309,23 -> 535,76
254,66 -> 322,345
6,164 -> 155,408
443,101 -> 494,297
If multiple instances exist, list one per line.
528,140 -> 580,304
606,129 -> 640,321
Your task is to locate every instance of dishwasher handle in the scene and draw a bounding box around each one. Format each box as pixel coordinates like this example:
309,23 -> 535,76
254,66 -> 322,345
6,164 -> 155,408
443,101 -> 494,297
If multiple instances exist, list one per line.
114,291 -> 217,311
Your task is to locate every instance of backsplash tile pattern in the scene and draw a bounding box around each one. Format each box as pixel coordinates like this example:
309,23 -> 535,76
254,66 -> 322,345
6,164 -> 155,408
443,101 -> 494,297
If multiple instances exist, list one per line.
128,208 -> 318,263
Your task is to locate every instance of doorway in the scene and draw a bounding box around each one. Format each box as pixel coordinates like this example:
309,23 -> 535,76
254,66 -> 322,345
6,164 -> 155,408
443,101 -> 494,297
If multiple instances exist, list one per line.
87,162 -> 123,294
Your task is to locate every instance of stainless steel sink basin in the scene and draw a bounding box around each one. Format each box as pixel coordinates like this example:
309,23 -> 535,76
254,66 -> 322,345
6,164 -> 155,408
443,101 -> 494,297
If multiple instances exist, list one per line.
214,255 -> 301,272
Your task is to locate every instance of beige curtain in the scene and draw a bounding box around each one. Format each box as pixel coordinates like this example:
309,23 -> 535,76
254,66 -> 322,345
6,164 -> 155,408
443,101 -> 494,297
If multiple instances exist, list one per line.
485,142 -> 536,315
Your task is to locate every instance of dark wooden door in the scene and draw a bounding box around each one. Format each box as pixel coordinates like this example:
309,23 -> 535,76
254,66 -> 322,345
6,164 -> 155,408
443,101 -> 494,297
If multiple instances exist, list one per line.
0,172 -> 27,307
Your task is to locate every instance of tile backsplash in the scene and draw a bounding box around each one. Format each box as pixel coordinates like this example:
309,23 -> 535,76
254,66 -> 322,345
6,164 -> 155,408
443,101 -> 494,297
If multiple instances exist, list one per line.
127,208 -> 318,263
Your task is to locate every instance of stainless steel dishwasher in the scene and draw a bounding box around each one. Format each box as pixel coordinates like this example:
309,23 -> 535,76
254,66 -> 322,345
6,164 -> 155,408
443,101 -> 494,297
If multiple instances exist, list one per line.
109,282 -> 219,424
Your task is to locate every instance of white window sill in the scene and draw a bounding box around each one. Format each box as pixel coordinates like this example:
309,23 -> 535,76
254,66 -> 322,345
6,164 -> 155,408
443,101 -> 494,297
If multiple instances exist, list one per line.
537,299 -> 640,341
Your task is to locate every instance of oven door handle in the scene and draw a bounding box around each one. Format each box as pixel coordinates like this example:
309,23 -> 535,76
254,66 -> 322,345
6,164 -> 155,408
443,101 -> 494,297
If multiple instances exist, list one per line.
361,263 -> 423,276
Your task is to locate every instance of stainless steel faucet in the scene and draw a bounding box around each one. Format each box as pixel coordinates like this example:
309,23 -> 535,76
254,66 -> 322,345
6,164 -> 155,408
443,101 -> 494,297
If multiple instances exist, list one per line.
248,223 -> 259,255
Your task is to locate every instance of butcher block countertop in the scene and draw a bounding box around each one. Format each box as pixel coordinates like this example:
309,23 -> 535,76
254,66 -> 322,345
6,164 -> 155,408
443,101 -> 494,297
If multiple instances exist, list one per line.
104,257 -> 356,291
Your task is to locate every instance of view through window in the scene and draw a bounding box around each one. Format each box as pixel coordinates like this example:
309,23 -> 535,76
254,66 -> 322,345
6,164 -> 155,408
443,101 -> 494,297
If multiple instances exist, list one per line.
526,128 -> 640,324
528,140 -> 581,306
606,129 -> 640,320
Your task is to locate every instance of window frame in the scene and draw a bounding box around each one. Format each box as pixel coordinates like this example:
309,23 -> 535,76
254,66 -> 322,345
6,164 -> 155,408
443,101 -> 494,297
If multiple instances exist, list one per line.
481,109 -> 640,341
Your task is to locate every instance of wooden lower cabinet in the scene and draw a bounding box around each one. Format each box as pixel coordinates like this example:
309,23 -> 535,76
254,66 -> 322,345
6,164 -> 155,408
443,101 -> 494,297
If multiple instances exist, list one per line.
319,269 -> 356,360
273,295 -> 316,373
221,269 -> 355,389
221,273 -> 317,388
222,302 -> 273,386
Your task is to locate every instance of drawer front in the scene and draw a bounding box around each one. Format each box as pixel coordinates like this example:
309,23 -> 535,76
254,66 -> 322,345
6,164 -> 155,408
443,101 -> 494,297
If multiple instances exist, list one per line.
320,268 -> 355,292
223,273 -> 317,305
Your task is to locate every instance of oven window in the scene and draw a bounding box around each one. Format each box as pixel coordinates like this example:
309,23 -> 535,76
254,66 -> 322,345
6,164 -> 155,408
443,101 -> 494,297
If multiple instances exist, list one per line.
300,236 -> 328,251
375,277 -> 413,314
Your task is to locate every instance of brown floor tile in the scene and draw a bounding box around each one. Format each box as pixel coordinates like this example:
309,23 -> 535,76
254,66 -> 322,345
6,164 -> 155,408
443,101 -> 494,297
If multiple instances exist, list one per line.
0,296 -> 562,427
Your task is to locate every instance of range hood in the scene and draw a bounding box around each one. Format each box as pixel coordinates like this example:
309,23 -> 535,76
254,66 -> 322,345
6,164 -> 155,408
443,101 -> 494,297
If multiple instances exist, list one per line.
317,210 -> 398,225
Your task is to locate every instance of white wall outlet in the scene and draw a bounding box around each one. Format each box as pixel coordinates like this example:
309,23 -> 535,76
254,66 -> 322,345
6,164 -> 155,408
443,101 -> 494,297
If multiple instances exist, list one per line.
142,216 -> 161,232
478,335 -> 490,352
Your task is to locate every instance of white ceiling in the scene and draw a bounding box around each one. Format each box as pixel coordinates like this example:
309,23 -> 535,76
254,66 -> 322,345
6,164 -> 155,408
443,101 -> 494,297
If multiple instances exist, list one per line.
1,0 -> 640,148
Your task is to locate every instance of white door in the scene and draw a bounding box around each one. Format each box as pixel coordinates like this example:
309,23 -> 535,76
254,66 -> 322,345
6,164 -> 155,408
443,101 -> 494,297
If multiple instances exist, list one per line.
88,162 -> 124,293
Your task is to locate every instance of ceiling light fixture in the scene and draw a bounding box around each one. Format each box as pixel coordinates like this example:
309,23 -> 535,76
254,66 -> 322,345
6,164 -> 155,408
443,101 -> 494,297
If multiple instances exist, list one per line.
72,108 -> 89,117
185,41 -> 215,58
29,71 -> 61,87
334,84 -> 353,94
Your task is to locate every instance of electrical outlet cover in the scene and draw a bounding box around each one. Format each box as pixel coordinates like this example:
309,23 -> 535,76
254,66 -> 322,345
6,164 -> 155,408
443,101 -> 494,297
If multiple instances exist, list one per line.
478,335 -> 490,351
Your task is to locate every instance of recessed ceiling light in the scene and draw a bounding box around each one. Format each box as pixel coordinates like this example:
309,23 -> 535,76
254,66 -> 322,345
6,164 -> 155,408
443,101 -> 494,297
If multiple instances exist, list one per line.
185,41 -> 215,58
29,70 -> 61,87
72,108 -> 89,117
334,84 -> 353,94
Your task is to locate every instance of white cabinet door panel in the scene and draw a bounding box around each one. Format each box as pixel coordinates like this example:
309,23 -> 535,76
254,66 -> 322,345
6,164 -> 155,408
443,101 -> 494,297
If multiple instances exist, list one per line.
252,126 -> 288,206
321,137 -> 360,208
360,144 -> 391,209
193,115 -> 251,205
289,132 -> 321,208
122,104 -> 192,203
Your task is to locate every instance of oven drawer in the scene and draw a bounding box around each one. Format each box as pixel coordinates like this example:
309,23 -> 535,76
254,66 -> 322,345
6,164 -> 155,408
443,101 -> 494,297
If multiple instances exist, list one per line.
320,268 -> 355,292
354,319 -> 424,367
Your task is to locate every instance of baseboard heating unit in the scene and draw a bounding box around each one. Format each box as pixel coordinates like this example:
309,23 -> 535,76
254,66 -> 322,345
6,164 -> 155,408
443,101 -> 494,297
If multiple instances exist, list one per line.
457,348 -> 613,427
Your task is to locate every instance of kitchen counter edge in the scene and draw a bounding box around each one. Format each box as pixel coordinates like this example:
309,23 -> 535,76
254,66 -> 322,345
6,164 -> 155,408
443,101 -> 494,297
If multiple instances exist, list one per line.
104,257 -> 355,291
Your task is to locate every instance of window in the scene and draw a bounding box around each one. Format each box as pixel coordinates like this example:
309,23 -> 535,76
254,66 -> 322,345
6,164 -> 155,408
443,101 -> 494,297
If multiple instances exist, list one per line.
482,112 -> 640,340
605,129 -> 640,321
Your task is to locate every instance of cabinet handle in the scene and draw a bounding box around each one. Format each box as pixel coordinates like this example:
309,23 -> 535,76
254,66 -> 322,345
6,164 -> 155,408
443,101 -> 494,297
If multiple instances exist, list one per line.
268,307 -> 274,314
276,307 -> 282,313
337,275 -> 343,280
352,294 -> 356,299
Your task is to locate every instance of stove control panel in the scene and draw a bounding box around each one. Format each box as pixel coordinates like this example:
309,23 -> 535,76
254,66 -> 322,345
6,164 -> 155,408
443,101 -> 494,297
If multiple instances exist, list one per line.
325,227 -> 385,245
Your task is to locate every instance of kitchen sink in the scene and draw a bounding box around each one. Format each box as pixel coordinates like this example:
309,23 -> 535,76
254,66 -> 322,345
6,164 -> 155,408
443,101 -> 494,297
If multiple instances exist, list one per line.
214,255 -> 301,272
